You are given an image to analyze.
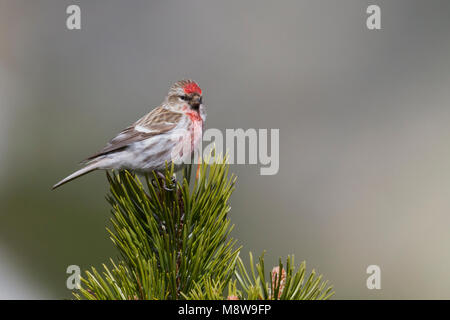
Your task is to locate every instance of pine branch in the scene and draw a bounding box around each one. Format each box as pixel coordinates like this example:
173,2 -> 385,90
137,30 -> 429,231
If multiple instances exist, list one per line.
74,158 -> 334,300
233,252 -> 334,300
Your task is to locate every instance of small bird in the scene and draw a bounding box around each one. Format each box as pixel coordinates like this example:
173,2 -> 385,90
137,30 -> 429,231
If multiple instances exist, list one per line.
52,79 -> 206,189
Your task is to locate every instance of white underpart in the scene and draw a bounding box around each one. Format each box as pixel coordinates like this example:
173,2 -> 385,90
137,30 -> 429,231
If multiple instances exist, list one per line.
93,114 -> 202,172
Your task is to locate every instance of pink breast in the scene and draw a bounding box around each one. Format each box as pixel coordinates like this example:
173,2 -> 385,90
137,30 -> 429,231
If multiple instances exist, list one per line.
183,108 -> 203,151
185,110 -> 202,122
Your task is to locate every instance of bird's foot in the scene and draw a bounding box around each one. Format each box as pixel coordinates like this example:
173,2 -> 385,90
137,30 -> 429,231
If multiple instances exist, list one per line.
153,171 -> 177,191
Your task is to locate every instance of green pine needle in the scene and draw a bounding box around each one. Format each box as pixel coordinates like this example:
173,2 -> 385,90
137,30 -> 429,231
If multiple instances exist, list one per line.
74,157 -> 334,300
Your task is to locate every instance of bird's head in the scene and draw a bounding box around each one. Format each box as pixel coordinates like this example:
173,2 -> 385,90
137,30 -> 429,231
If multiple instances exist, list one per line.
167,79 -> 204,114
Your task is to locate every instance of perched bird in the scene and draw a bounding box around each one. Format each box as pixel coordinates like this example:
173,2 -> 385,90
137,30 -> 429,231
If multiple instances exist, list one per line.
52,79 -> 205,189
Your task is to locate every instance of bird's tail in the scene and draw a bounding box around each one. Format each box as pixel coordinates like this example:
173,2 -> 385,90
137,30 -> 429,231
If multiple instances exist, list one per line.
52,162 -> 99,190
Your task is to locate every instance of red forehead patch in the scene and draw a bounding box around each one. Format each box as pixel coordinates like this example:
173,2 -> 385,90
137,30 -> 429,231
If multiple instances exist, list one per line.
183,82 -> 202,95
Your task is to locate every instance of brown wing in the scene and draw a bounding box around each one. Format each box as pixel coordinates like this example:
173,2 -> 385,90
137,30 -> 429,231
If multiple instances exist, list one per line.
84,107 -> 183,161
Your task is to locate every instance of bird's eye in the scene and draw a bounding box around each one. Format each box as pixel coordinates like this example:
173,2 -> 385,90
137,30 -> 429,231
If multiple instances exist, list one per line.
180,95 -> 188,101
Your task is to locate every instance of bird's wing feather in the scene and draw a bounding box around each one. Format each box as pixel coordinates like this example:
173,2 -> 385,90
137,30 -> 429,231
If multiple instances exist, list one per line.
84,107 -> 183,161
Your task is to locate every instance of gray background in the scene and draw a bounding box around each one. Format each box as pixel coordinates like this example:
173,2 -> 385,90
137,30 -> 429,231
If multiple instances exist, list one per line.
1,0 -> 450,299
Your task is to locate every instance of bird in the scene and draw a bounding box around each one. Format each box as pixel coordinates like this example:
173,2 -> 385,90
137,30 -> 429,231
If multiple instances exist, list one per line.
52,79 -> 206,190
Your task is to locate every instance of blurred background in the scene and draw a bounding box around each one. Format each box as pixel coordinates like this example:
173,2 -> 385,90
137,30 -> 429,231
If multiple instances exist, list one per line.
1,0 -> 450,299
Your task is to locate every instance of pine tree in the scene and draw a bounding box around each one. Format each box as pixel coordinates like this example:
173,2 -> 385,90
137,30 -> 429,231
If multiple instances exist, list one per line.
74,157 -> 334,300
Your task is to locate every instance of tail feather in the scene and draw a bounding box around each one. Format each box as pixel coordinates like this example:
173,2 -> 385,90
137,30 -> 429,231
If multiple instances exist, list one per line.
52,163 -> 99,190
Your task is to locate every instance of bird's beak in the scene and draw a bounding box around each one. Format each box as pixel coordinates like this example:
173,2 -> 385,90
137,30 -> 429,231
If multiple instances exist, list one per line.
191,96 -> 201,110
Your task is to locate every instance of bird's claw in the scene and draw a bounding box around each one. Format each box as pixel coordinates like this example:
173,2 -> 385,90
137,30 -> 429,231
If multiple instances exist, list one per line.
153,172 -> 177,191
